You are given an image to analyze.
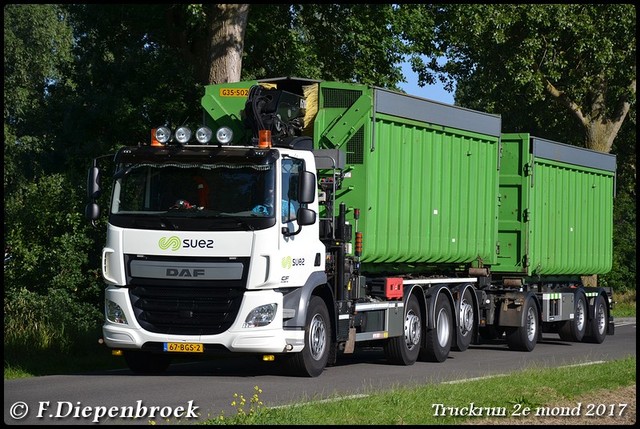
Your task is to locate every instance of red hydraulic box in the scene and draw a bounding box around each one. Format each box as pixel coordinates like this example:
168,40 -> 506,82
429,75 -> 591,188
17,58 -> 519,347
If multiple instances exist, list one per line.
384,277 -> 403,300
370,277 -> 404,300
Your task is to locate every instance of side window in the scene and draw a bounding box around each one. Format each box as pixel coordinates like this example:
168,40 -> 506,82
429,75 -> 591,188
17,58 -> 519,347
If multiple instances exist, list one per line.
281,158 -> 303,222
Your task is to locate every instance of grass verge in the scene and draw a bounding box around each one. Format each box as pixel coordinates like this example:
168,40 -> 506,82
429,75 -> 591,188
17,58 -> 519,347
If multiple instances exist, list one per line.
200,357 -> 636,425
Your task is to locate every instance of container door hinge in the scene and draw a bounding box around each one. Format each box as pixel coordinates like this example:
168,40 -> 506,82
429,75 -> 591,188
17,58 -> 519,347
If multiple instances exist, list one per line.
523,209 -> 530,222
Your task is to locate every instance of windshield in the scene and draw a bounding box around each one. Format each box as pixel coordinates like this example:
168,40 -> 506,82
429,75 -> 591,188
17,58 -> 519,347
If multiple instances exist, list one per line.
110,161 -> 277,231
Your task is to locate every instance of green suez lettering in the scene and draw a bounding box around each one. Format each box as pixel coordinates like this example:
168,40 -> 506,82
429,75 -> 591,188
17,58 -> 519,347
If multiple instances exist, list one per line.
181,239 -> 214,249
85,77 -> 616,378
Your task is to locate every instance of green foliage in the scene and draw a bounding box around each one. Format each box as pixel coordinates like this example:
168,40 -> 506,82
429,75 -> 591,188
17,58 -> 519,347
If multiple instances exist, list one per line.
243,5 -> 406,89
601,189 -> 636,293
4,4 -> 75,121
4,287 -> 101,352
610,290 -> 636,318
4,175 -> 103,350
4,4 -> 75,192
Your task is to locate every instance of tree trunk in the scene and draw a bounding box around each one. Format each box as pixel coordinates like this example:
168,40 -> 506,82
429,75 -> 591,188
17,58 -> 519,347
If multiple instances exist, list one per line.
204,4 -> 250,85
581,274 -> 598,287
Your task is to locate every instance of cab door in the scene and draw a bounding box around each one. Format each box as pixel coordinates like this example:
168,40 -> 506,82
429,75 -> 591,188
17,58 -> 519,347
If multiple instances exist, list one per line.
277,156 -> 321,286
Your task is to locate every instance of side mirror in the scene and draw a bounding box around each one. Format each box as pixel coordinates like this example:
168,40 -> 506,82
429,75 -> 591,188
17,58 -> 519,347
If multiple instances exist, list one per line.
87,166 -> 102,200
86,164 -> 102,224
282,208 -> 316,237
85,202 -> 100,221
298,171 -> 316,204
296,207 -> 316,226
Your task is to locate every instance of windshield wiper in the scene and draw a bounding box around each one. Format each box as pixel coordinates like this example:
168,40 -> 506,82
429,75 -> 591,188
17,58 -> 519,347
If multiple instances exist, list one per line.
158,216 -> 179,230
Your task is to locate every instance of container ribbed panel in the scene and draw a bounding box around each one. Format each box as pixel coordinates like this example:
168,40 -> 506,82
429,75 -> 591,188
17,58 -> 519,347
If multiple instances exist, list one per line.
359,117 -> 499,265
530,160 -> 614,275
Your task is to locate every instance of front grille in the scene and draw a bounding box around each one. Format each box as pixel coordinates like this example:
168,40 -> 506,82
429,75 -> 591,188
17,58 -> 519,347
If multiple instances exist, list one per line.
129,284 -> 244,335
124,254 -> 249,335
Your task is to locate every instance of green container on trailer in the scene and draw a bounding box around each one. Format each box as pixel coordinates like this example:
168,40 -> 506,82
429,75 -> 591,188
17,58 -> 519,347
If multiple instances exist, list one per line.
494,133 -> 616,276
202,77 -> 503,274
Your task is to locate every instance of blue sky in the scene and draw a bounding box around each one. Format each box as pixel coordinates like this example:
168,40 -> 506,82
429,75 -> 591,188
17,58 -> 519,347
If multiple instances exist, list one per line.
397,60 -> 455,105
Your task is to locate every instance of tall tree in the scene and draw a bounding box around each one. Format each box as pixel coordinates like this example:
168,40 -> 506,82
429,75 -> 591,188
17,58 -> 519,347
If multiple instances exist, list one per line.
403,4 -> 636,154
164,4 -> 249,84
163,4 -> 408,88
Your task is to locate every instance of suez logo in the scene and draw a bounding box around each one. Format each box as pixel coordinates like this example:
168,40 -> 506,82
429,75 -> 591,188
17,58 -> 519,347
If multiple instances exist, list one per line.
158,236 -> 214,251
281,256 -> 305,284
281,256 -> 305,269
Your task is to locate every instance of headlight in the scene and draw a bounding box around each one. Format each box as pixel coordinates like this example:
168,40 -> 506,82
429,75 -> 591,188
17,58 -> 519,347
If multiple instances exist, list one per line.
216,126 -> 233,145
155,127 -> 172,144
175,126 -> 192,144
195,126 -> 213,144
106,300 -> 128,324
243,303 -> 277,328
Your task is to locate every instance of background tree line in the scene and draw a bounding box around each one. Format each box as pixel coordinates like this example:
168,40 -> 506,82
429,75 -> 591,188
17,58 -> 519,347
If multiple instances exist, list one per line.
4,4 -> 635,353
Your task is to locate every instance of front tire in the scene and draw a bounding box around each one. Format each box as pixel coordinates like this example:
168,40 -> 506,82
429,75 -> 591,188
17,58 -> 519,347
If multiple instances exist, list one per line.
384,294 -> 422,366
289,296 -> 330,377
419,293 -> 452,362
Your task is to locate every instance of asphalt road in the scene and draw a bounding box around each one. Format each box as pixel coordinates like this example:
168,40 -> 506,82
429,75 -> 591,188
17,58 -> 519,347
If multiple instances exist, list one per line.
4,318 -> 635,425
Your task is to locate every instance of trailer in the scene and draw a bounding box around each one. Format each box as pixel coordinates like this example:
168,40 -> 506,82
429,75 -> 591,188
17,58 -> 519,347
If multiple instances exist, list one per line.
86,77 -> 616,376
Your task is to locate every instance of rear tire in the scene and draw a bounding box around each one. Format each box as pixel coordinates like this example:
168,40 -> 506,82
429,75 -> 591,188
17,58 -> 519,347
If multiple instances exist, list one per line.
384,294 -> 421,366
289,296 -> 330,377
419,293 -> 452,362
452,288 -> 475,351
558,292 -> 587,342
506,297 -> 539,352
123,351 -> 172,374
584,294 -> 608,344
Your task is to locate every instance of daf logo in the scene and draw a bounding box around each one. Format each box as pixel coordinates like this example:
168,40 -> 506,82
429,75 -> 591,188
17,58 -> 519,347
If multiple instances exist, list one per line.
166,268 -> 206,277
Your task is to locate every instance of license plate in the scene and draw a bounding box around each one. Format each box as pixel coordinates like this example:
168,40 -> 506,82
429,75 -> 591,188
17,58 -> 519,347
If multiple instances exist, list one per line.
164,342 -> 204,353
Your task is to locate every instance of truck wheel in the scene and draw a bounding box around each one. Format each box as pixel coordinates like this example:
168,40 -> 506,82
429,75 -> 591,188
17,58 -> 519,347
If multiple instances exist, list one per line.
506,297 -> 539,351
290,296 -> 330,377
558,292 -> 587,342
452,288 -> 475,351
584,294 -> 608,344
384,294 -> 421,366
123,351 -> 171,374
419,293 -> 452,362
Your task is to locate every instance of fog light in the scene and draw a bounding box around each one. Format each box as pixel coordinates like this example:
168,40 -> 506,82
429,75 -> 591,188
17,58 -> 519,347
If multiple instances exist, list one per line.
216,126 -> 233,145
155,126 -> 171,144
195,126 -> 213,144
175,126 -> 192,144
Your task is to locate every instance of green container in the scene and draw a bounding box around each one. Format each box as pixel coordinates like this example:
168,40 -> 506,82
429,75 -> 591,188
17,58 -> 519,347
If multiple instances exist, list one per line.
308,81 -> 502,273
495,133 -> 616,276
